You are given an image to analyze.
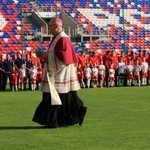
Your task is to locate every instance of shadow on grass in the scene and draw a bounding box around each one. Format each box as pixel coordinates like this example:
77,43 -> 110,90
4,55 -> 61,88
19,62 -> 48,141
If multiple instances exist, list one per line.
0,126 -> 43,130
0,125 -> 79,130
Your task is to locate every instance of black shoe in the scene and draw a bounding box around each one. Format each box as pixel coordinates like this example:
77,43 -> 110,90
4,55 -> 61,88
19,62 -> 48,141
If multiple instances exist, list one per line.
79,106 -> 87,126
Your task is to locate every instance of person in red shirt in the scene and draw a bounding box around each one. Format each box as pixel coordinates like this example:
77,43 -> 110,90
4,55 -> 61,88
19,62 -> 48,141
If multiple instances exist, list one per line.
95,50 -> 103,63
136,51 -> 143,65
77,63 -> 85,88
11,65 -> 18,91
126,60 -> 134,86
143,50 -> 149,64
109,51 -> 118,86
148,62 -> 150,85
30,51 -> 38,65
119,51 -> 127,65
89,51 -> 100,68
103,50 -> 111,86
126,51 -> 134,66
147,53 -> 150,65
36,62 -> 44,89
109,51 -> 118,69
77,51 -> 89,84
103,50 -> 111,69
77,51 -> 88,70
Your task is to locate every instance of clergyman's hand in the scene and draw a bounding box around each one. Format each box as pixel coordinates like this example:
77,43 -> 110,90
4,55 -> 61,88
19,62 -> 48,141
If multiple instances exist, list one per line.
48,69 -> 53,77
35,51 -> 42,57
35,51 -> 47,59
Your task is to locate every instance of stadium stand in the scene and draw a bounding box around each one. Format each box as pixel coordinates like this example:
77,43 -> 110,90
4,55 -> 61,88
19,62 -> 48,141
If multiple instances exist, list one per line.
0,0 -> 150,55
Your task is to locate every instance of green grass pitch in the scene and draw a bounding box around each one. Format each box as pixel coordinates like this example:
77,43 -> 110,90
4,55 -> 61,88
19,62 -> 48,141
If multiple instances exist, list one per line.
0,86 -> 150,150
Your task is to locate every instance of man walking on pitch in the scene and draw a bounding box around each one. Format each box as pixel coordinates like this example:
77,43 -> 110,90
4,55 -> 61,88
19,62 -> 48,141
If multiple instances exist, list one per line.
32,17 -> 87,128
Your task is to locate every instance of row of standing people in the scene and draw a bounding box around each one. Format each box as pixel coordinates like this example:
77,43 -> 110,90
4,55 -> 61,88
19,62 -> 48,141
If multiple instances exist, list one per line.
1,50 -> 150,91
0,52 -> 44,91
76,52 -> 150,88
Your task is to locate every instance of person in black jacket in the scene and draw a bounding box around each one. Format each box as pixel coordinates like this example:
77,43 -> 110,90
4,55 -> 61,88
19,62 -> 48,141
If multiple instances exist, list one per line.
3,54 -> 14,91
0,55 -> 5,91
25,54 -> 33,90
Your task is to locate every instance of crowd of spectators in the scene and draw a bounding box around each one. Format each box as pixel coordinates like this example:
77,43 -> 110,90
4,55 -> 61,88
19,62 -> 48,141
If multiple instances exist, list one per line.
0,49 -> 150,92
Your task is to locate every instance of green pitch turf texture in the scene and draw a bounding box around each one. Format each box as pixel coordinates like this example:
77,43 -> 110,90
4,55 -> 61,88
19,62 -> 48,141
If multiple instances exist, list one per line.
0,86 -> 150,150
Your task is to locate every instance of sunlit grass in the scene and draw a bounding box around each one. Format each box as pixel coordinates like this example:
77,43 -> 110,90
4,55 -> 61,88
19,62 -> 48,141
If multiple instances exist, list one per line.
0,86 -> 150,150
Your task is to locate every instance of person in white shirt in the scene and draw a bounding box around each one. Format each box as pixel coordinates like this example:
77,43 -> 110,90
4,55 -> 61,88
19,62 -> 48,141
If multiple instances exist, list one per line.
19,64 -> 26,90
29,64 -> 38,91
133,60 -> 141,86
126,60 -> 133,86
91,63 -> 98,88
108,64 -> 115,87
117,57 -> 126,86
98,60 -> 106,88
84,63 -> 92,88
141,57 -> 148,85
